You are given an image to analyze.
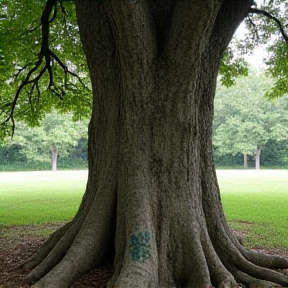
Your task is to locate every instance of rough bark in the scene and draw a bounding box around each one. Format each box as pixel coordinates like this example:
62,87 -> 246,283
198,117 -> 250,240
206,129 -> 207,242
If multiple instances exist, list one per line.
24,1 -> 288,288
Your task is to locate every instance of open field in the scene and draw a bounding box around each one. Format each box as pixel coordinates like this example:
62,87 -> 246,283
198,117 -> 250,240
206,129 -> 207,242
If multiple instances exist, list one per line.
217,169 -> 288,247
0,170 -> 87,226
1,169 -> 288,248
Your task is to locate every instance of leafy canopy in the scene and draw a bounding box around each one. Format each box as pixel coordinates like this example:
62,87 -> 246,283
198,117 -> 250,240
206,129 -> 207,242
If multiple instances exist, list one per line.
7,110 -> 88,164
0,0 -> 91,140
214,70 -> 288,157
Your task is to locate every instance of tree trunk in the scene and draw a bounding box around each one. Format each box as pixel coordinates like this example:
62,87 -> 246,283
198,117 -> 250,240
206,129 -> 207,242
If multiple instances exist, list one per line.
51,146 -> 57,172
255,146 -> 262,170
24,1 -> 288,288
244,153 -> 248,169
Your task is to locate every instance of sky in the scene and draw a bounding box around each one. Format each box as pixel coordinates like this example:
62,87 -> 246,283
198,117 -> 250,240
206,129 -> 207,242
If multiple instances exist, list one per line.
235,21 -> 267,69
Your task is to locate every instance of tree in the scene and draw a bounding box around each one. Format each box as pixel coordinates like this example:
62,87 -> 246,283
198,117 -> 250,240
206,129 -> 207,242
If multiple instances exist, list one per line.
9,111 -> 88,171
213,71 -> 288,169
261,139 -> 288,167
3,1 -> 288,288
0,0 -> 91,140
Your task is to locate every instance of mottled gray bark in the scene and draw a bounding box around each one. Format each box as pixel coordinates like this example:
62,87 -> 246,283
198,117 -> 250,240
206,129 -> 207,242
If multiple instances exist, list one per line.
25,1 -> 288,288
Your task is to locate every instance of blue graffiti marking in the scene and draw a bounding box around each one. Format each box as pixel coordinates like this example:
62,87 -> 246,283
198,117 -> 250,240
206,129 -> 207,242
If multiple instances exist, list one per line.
130,231 -> 151,262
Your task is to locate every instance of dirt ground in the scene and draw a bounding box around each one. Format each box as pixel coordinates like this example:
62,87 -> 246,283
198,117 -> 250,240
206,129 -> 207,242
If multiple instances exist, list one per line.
1,224 -> 288,288
0,224 -> 113,288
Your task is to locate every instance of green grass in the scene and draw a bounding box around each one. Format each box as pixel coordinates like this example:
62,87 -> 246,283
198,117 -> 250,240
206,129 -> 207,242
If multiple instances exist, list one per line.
1,169 -> 288,249
218,169 -> 288,248
0,170 -> 87,226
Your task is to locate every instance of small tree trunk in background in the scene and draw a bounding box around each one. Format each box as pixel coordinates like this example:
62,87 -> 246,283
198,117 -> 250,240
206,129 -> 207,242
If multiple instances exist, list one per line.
51,146 -> 58,171
255,146 -> 262,170
244,153 -> 248,168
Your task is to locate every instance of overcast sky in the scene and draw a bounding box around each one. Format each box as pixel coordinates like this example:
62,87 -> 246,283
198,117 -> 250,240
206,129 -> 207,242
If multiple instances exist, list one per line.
235,21 -> 267,69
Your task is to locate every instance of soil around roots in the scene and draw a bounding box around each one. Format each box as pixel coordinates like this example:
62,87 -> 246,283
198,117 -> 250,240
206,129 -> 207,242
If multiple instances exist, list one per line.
1,224 -> 288,288
0,224 -> 113,288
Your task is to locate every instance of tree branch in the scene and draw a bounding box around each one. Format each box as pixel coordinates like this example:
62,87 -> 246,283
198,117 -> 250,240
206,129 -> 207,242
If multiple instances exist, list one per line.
247,15 -> 260,42
48,1 -> 58,24
205,0 -> 254,61
4,0 -> 87,136
5,56 -> 45,135
249,7 -> 288,43
14,63 -> 32,78
59,0 -> 67,16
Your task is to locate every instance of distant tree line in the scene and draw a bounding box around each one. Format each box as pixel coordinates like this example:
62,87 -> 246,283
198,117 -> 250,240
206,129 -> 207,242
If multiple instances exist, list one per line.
213,140 -> 288,168
213,70 -> 288,169
1,71 -> 288,171
2,135 -> 288,171
0,137 -> 88,171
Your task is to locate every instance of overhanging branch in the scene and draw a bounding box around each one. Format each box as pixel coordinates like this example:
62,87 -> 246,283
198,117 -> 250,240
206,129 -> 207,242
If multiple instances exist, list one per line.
247,15 -> 260,41
249,8 -> 288,43
4,0 -> 86,136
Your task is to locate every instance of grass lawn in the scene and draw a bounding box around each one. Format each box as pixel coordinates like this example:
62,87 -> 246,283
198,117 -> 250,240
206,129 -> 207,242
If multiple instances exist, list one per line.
1,169 -> 288,248
0,170 -> 87,227
217,169 -> 288,248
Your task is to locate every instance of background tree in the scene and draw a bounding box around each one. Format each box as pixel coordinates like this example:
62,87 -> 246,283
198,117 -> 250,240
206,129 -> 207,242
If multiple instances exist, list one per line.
2,1 -> 288,288
7,111 -> 88,171
213,70 -> 288,169
261,139 -> 288,167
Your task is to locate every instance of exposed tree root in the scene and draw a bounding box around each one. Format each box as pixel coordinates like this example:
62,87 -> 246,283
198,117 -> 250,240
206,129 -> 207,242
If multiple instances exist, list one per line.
201,169 -> 288,288
25,174 -> 288,288
238,245 -> 288,269
24,216 -> 84,284
21,220 -> 73,270
28,180 -> 117,288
